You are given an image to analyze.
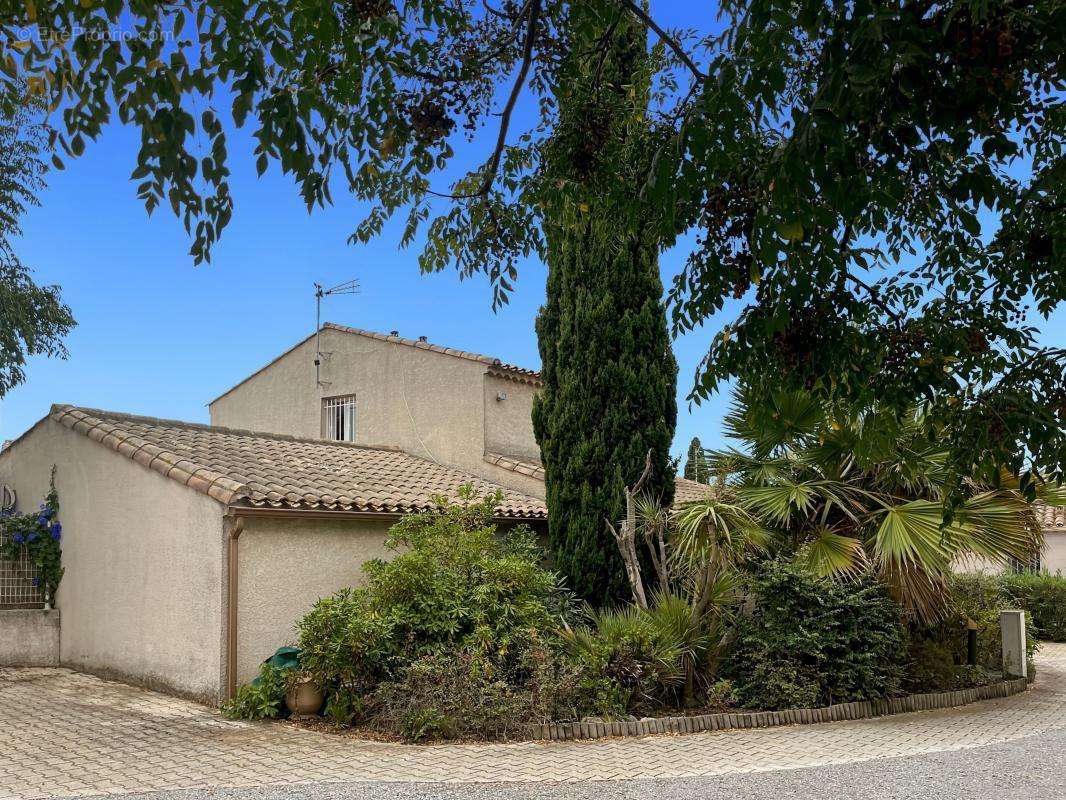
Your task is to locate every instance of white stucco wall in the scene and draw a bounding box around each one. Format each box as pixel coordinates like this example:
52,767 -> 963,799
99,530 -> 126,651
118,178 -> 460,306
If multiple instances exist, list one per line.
234,514 -> 395,683
0,419 -> 225,703
208,329 -> 546,497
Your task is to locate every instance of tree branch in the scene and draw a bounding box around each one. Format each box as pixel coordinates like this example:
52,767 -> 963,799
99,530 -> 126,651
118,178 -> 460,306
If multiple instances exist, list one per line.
617,0 -> 706,81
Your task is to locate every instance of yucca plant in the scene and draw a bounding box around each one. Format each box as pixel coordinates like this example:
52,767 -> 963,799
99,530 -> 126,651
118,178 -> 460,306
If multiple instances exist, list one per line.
685,386 -> 1058,621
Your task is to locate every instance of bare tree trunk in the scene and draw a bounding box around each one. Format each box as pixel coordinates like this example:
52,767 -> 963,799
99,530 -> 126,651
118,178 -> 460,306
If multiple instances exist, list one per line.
608,450 -> 654,609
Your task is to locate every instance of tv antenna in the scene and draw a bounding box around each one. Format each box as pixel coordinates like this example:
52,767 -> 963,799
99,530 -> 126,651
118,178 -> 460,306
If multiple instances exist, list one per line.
314,279 -> 360,386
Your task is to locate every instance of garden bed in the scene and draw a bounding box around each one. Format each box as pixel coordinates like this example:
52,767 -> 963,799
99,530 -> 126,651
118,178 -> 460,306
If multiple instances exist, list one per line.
531,675 -> 1029,740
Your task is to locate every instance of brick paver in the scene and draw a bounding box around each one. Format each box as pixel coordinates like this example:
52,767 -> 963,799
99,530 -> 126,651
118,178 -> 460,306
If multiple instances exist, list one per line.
3,644 -> 1065,798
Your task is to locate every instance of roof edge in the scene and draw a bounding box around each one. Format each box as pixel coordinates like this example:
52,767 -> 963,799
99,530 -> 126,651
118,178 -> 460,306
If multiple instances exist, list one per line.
207,324 -> 541,406
50,405 -> 250,506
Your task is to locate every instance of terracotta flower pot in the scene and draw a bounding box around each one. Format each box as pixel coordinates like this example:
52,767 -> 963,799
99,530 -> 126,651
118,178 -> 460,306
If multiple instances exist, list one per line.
285,676 -> 323,717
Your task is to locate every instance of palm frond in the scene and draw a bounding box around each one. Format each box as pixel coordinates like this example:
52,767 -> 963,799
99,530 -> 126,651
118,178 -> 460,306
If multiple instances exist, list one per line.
798,528 -> 868,579
672,496 -> 774,570
869,499 -> 951,573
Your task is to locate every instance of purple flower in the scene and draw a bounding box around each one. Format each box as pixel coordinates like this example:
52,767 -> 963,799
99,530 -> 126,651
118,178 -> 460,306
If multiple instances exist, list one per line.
12,532 -> 24,544
27,532 -> 37,542
31,577 -> 40,587
49,522 -> 61,541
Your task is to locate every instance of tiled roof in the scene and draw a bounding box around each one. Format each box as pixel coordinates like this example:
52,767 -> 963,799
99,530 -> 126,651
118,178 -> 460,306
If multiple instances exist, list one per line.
674,477 -> 716,505
484,453 -> 546,481
1037,502 -> 1066,531
49,406 -> 547,519
324,325 -> 542,384
209,324 -> 541,405
483,452 -> 713,509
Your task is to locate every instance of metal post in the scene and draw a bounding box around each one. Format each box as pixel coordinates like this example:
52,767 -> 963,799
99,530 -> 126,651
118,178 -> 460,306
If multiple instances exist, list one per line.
966,618 -> 978,667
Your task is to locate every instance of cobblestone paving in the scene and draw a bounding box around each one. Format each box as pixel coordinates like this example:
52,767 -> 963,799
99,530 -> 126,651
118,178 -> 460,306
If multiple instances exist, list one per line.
2,644 -> 1064,799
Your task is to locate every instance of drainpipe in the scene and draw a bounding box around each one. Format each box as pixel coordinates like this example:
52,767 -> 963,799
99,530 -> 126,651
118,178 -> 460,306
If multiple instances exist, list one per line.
225,515 -> 245,700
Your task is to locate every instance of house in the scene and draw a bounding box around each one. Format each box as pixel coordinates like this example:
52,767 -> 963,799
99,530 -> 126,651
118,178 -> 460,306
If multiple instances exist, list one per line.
3,324 -> 1058,705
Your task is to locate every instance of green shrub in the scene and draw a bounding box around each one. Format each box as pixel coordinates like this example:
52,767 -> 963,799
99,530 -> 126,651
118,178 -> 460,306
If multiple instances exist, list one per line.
560,605 -> 683,717
1000,572 -> 1066,642
297,487 -> 565,694
946,573 -> 1037,666
373,645 -> 590,741
221,663 -> 288,720
904,572 -> 1040,692
295,488 -> 596,739
723,560 -> 906,710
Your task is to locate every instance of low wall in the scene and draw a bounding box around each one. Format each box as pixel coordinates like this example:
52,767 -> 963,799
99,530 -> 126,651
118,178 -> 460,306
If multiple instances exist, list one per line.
531,676 -> 1029,740
0,610 -> 60,666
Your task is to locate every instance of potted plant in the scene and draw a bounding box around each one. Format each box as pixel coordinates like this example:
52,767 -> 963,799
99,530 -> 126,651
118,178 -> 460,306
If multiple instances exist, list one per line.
284,671 -> 324,718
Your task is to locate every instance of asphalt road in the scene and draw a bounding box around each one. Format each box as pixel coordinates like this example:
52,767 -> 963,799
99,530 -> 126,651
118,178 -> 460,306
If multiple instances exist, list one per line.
101,724 -> 1066,800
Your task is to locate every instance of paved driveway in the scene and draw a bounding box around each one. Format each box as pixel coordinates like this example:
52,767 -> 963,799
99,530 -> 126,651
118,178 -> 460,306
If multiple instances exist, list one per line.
2,644 -> 1064,799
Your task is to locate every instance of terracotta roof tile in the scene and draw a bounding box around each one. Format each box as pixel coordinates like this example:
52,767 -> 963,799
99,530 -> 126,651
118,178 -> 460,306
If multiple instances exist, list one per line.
1036,502 -> 1066,531
483,453 -> 714,510
49,406 -> 547,520
673,477 -> 716,506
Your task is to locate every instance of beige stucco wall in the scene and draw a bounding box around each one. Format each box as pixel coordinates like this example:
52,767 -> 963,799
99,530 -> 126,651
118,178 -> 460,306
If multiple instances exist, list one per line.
209,329 -> 546,496
1044,531 -> 1066,575
955,530 -> 1066,576
483,374 -> 540,463
0,419 -> 225,703
234,514 -> 395,683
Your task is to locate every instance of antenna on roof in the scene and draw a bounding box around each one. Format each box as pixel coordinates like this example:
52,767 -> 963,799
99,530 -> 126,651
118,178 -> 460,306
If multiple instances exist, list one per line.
314,279 -> 360,386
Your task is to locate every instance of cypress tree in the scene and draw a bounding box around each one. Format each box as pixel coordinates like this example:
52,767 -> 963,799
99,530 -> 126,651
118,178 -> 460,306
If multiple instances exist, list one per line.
532,5 -> 677,604
684,437 -> 710,484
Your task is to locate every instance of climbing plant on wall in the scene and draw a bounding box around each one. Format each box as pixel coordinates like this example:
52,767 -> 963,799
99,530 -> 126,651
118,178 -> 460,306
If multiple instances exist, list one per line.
0,465 -> 63,605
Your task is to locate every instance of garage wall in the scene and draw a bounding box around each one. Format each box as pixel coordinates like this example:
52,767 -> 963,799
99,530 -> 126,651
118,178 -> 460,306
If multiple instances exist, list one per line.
0,419 -> 225,703
235,514 -> 394,683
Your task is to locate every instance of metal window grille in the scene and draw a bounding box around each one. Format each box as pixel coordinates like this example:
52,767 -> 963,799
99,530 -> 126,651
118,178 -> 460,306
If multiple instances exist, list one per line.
322,395 -> 357,442
1008,550 -> 1042,574
0,529 -> 43,609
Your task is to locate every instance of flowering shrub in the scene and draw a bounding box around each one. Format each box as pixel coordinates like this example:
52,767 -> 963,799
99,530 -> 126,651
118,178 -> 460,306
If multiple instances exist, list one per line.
0,466 -> 64,603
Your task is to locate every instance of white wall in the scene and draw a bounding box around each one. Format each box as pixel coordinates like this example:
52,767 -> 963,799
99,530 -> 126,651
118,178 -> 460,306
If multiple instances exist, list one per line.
0,419 -> 225,703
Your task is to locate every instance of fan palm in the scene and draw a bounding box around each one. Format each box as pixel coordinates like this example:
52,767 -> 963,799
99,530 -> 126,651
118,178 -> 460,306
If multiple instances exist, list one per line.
684,386 -> 1056,620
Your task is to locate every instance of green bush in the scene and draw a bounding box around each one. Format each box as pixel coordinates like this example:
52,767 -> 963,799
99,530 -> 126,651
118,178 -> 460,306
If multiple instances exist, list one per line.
560,605 -> 684,718
221,663 -> 288,720
904,572 -> 1040,692
723,560 -> 906,710
295,487 -> 597,739
297,487 -> 566,694
1000,572 -> 1066,642
946,573 -> 1037,667
373,645 -> 590,741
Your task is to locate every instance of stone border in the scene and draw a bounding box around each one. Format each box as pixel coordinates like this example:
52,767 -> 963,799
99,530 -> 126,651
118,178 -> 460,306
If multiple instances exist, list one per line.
529,676 -> 1028,741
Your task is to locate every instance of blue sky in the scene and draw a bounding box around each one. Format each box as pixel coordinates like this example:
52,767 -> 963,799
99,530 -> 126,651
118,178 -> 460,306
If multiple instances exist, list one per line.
1,3 -> 1062,464
0,2 -> 745,461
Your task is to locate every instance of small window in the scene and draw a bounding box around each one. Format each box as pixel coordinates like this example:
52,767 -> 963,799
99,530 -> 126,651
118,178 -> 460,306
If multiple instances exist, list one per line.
322,395 -> 356,442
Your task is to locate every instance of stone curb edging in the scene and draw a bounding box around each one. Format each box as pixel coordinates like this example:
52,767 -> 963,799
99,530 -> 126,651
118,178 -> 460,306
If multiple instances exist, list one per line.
529,676 -> 1028,741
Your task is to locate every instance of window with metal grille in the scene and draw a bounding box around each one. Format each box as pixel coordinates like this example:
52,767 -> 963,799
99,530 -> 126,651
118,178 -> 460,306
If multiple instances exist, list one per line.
0,529 -> 43,609
1008,550 -> 1042,574
322,395 -> 357,442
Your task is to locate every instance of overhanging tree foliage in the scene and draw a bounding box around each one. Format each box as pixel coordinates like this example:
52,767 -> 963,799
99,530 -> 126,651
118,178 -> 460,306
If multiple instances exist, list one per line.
0,85 -> 74,396
3,0 -> 1062,493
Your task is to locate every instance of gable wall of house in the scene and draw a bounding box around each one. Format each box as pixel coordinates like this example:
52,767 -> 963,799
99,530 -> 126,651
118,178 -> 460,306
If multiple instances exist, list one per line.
209,329 -> 545,497
0,419 -> 225,703
484,373 -> 540,465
